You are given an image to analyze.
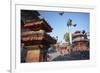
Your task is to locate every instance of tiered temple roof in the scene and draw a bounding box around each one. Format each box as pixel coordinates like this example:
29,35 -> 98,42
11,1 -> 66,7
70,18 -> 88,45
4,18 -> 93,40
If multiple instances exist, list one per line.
21,18 -> 56,46
21,33 -> 56,46
72,31 -> 89,43
21,10 -> 40,23
24,19 -> 53,32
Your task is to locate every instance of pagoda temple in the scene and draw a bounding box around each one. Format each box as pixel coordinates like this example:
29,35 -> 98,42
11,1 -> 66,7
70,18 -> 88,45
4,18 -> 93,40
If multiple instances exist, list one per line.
21,10 -> 56,62
72,30 -> 89,52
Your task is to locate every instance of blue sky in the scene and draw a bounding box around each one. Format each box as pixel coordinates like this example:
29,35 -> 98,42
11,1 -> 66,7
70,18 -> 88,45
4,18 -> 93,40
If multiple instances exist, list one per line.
39,11 -> 90,42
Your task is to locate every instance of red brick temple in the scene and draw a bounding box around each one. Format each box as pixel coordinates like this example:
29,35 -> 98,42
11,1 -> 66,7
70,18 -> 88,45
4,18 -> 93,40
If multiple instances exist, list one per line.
72,31 -> 89,52
21,10 -> 56,62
